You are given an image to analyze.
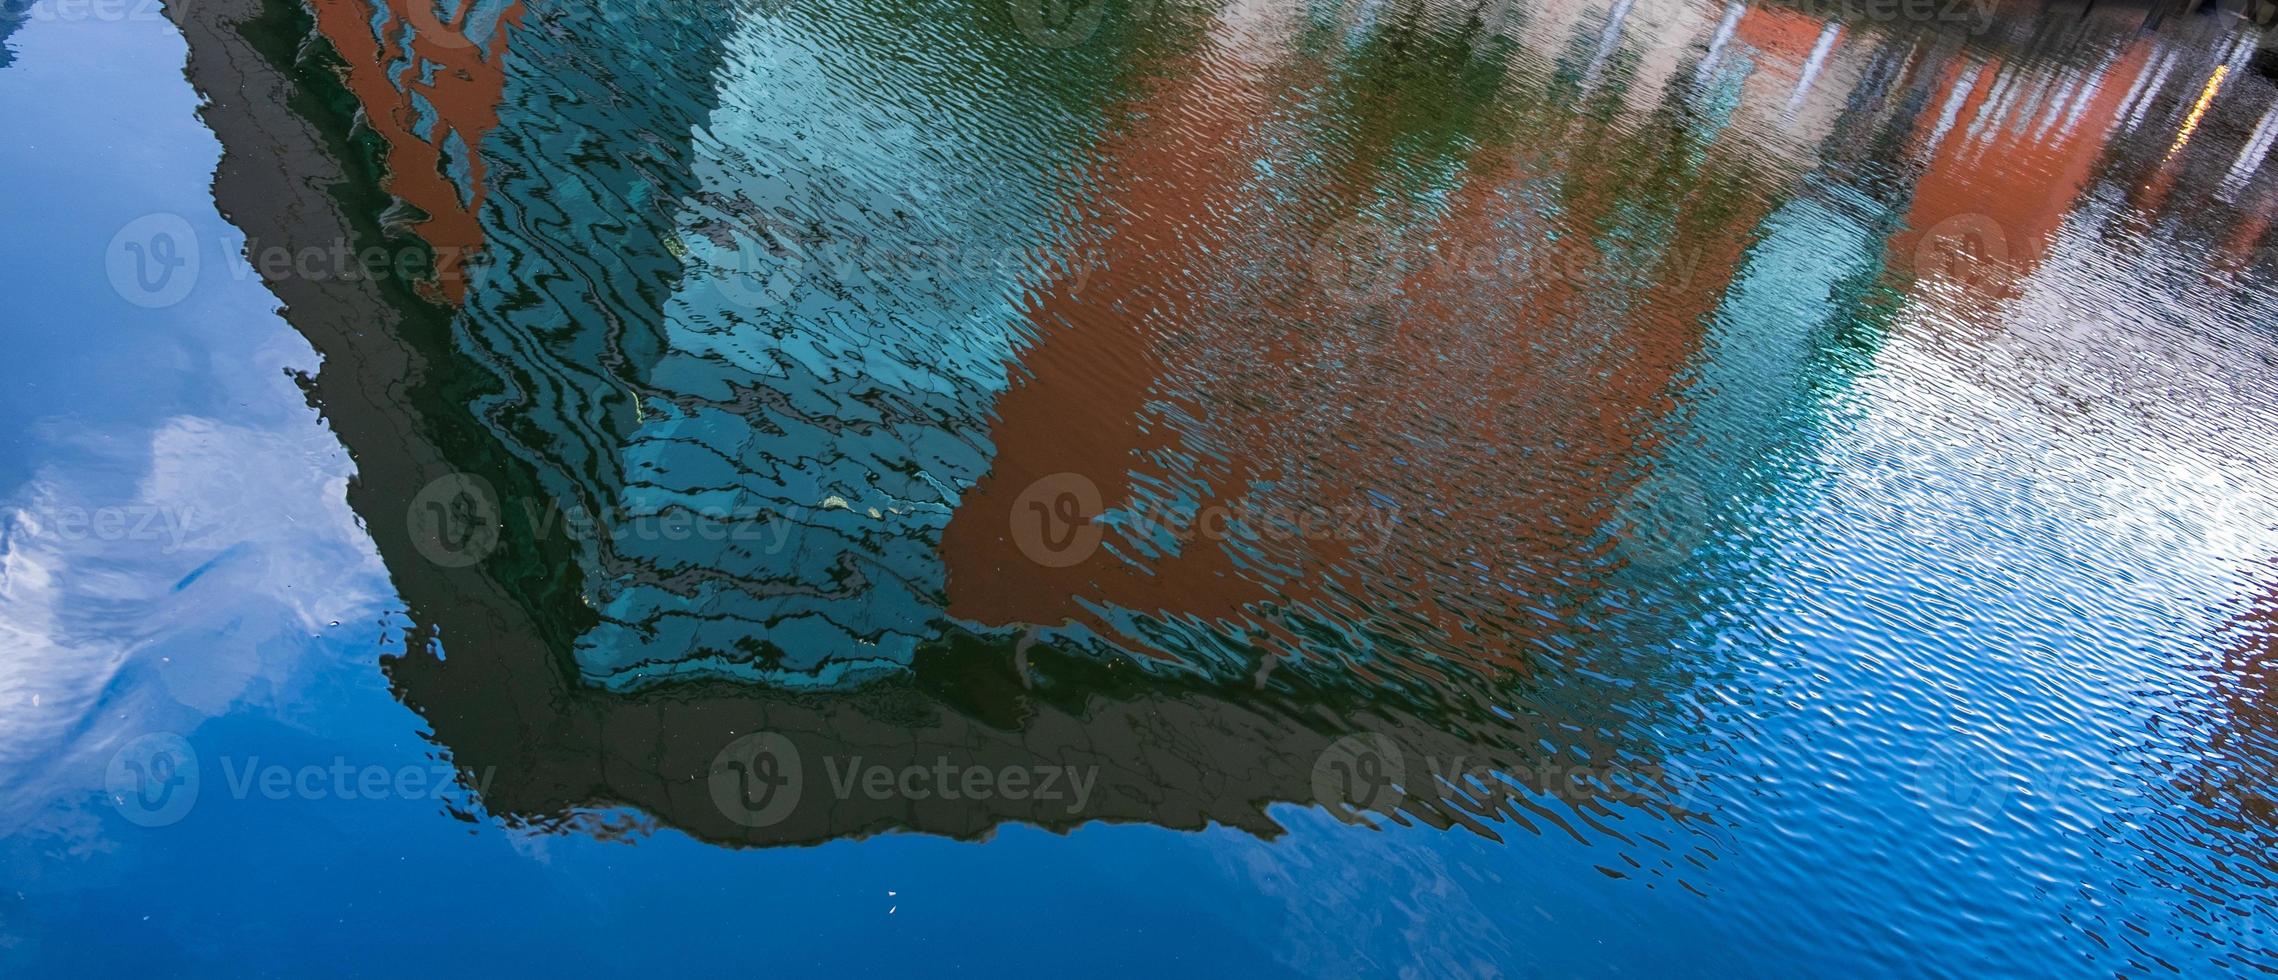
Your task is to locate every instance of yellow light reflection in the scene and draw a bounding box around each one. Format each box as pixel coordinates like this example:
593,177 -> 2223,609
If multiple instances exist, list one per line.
2167,65 -> 2229,160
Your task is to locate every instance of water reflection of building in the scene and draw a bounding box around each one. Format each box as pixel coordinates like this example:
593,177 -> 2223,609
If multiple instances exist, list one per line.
307,0 -> 519,300
939,0 -> 1316,652
547,3 -> 1108,688
1880,11 -> 2276,383
1893,34 -> 2162,290
171,0 -> 2278,886
940,0 -> 1916,685
170,0 -> 1726,867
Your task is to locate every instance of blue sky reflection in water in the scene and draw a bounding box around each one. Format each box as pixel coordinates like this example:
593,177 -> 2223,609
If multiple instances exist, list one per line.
4,0 -> 2278,974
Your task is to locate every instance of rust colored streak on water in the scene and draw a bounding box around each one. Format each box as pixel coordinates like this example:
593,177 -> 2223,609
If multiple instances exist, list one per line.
307,0 -> 518,302
940,35 -> 1289,646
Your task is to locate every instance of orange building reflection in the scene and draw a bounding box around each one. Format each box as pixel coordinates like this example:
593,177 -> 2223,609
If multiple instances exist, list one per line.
939,7 -> 1804,677
307,0 -> 518,301
1895,39 -> 2158,293
938,13 -> 1293,659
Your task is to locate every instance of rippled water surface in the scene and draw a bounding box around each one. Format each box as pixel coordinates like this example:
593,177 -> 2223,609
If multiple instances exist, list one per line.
6,0 -> 2278,973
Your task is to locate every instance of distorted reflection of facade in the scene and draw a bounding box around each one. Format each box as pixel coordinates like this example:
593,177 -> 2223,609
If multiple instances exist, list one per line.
943,0 -> 1900,680
168,0 -> 2278,878
307,0 -> 518,300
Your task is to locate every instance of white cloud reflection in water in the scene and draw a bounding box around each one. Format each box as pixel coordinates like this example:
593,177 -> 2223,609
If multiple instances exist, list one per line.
0,16 -> 391,836
0,393 -> 391,836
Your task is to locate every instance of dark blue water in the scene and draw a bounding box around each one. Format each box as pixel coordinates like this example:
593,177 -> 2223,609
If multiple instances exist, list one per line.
4,0 -> 2278,974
